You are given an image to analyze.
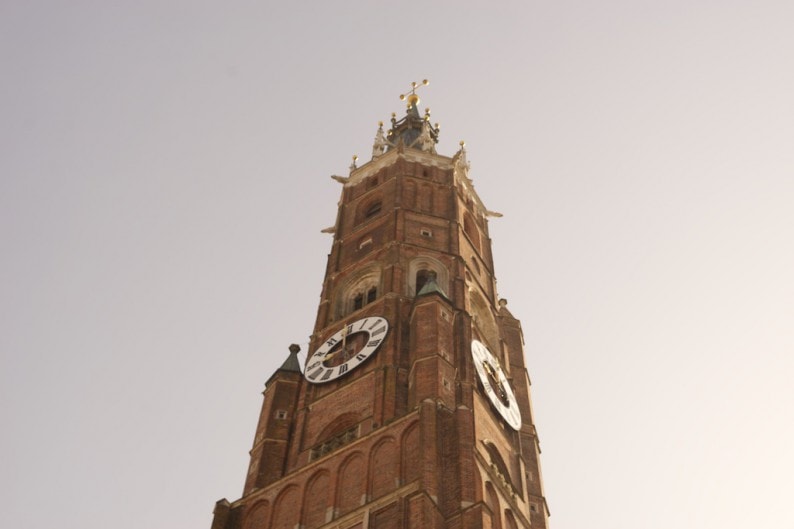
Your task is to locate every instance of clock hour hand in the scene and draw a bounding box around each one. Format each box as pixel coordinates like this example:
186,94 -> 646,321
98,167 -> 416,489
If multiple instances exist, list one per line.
322,344 -> 353,362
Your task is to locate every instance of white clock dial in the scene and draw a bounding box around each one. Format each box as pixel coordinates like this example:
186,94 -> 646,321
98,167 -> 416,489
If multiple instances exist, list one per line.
471,339 -> 522,430
305,317 -> 389,384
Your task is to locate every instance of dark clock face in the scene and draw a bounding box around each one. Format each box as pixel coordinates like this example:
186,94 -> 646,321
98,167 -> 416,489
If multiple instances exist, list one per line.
471,339 -> 522,430
304,317 -> 389,384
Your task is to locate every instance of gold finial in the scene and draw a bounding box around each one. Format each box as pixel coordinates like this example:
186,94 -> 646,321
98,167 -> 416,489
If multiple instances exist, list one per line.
459,140 -> 466,147
399,79 -> 430,107
352,155 -> 358,162
378,121 -> 383,126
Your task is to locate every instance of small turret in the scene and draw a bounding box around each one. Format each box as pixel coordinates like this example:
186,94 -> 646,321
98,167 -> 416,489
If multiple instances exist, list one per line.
386,79 -> 440,152
243,345 -> 303,494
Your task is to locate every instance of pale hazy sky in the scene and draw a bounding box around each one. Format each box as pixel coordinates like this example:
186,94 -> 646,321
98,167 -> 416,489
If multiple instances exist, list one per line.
2,2 -> 793,528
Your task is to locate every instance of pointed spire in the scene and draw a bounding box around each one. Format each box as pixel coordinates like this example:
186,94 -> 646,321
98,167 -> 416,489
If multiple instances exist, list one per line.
371,121 -> 387,159
418,119 -> 436,153
453,140 -> 470,180
265,344 -> 302,387
498,298 -> 517,320
279,344 -> 302,373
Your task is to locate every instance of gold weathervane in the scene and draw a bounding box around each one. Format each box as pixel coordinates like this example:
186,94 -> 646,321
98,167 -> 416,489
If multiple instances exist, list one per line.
399,79 -> 429,107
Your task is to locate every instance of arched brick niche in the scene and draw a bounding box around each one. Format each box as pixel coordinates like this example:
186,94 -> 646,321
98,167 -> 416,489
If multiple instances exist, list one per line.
242,500 -> 269,529
336,452 -> 366,516
400,421 -> 421,484
485,482 -> 503,529
368,437 -> 398,499
303,470 -> 331,527
271,486 -> 299,529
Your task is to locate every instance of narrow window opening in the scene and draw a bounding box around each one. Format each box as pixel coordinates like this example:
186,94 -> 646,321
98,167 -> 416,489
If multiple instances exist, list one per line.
420,228 -> 433,238
365,201 -> 382,218
353,293 -> 364,311
366,287 -> 377,304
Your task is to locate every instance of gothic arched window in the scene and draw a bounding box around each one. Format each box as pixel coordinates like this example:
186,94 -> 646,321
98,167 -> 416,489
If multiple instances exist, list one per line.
336,266 -> 382,318
352,286 -> 377,311
355,195 -> 385,226
353,293 -> 364,311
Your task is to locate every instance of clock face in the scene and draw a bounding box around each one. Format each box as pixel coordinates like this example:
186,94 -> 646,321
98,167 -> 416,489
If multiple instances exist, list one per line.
305,316 -> 389,384
471,339 -> 522,430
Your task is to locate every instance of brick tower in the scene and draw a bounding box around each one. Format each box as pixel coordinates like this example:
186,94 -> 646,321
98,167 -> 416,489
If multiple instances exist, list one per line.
211,84 -> 549,529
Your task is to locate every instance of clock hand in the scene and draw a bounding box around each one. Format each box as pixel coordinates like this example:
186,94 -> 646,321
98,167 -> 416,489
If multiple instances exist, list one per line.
322,344 -> 354,362
323,348 -> 344,361
482,361 -> 495,376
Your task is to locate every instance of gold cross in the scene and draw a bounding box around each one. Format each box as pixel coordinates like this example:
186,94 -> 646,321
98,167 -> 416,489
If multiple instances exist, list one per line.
399,79 -> 429,107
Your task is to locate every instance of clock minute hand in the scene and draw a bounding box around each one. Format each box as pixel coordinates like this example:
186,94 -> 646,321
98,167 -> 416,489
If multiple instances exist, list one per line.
323,348 -> 344,362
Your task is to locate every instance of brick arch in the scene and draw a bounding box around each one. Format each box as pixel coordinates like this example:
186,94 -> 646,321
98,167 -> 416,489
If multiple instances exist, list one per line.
309,413 -> 361,462
504,509 -> 519,529
485,482 -> 502,529
400,420 -> 420,485
303,470 -> 331,528
407,256 -> 449,297
242,500 -> 269,529
271,485 -> 300,529
336,452 -> 366,516
314,412 -> 359,446
368,436 -> 398,499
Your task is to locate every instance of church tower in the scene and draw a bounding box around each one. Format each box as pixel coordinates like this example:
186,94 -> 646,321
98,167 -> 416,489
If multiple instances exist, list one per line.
211,83 -> 550,529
